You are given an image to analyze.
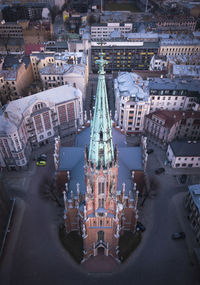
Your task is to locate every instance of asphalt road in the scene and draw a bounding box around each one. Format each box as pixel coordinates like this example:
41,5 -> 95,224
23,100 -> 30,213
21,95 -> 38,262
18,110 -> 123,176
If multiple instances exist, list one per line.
0,138 -> 200,285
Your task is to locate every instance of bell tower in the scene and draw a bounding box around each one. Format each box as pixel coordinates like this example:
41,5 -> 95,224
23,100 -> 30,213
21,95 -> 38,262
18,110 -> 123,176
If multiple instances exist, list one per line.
83,48 -> 120,259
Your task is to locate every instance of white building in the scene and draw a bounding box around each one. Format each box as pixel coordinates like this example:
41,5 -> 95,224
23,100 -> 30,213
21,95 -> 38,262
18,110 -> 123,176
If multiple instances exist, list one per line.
114,72 -> 150,134
167,141 -> 200,168
149,77 -> 200,112
91,23 -> 133,39
0,85 -> 83,170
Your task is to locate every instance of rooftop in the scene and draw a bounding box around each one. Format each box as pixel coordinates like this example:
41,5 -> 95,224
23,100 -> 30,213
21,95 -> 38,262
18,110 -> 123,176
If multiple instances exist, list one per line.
170,141 -> 200,157
58,127 -> 143,196
0,85 -> 82,135
39,64 -> 85,76
114,72 -> 149,102
146,110 -> 200,128
149,77 -> 200,93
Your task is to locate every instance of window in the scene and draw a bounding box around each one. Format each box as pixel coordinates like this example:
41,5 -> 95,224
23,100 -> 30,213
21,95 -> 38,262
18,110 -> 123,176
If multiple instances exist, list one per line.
47,131 -> 51,136
175,163 -> 180,167
98,182 -> 104,194
97,231 -> 104,242
39,135 -> 44,140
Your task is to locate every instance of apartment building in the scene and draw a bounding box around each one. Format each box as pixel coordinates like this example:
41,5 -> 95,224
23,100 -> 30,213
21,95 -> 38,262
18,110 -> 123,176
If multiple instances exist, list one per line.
30,51 -> 88,100
114,72 -> 151,134
0,56 -> 34,105
91,23 -> 133,39
144,110 -> 200,144
0,22 -> 23,38
149,77 -> 200,112
114,72 -> 200,134
156,15 -> 196,32
159,38 -> 200,57
167,141 -> 200,168
91,39 -> 159,72
0,84 -> 83,170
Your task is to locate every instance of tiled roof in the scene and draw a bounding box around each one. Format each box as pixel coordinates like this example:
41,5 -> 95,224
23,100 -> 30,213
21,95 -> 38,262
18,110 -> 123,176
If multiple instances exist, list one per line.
146,110 -> 200,128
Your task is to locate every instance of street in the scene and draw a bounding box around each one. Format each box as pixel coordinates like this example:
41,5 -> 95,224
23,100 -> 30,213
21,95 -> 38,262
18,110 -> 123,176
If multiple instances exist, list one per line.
0,134 -> 200,285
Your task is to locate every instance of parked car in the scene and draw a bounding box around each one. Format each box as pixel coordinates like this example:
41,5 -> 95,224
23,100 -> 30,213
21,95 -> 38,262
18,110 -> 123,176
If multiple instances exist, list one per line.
180,174 -> 187,184
171,232 -> 185,240
147,149 -> 154,155
136,221 -> 146,232
36,159 -> 46,166
155,167 -> 165,175
38,154 -> 47,161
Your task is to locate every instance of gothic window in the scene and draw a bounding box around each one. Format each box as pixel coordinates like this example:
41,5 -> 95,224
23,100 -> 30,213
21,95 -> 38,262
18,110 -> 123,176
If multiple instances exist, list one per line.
98,182 -> 105,194
100,220 -> 102,227
98,198 -> 104,208
97,231 -> 104,242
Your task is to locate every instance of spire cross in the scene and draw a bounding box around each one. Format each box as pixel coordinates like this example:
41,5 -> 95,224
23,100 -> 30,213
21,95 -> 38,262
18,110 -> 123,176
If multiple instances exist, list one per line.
96,39 -> 107,74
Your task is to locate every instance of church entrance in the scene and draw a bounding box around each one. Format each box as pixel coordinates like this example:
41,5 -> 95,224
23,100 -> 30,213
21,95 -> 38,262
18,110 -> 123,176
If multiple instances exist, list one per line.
97,247 -> 104,256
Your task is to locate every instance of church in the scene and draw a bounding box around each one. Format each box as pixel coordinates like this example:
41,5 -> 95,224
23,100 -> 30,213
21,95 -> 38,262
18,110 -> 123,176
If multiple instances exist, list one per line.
54,50 -> 148,261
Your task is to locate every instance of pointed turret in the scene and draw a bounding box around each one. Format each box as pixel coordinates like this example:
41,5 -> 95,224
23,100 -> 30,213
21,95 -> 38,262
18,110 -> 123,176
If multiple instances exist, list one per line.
88,51 -> 114,168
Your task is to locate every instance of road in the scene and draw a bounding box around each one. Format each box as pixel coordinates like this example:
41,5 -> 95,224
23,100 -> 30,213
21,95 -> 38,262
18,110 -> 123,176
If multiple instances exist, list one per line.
0,136 -> 200,285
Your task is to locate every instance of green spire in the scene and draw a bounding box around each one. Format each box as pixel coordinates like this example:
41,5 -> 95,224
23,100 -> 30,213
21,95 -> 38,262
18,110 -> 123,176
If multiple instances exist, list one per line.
88,51 -> 114,168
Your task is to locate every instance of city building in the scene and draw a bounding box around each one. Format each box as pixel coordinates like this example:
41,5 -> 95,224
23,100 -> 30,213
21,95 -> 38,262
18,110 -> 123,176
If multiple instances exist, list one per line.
55,52 -> 147,261
144,110 -> 200,145
159,38 -> 200,57
0,56 -> 34,105
30,51 -> 88,100
91,23 -> 133,39
114,72 -> 200,134
0,84 -> 83,170
114,72 -> 150,134
0,21 -> 23,39
184,184 -> 200,246
91,38 -> 159,72
155,15 -> 196,33
167,141 -> 200,168
149,77 -> 200,112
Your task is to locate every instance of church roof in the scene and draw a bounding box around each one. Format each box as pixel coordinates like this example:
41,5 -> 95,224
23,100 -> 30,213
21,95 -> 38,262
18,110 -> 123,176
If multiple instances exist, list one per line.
59,127 -> 143,196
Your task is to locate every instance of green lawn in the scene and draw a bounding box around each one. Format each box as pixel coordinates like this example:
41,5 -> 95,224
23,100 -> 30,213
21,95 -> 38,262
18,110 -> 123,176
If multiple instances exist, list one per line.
104,2 -> 141,12
119,231 -> 142,262
59,224 -> 83,263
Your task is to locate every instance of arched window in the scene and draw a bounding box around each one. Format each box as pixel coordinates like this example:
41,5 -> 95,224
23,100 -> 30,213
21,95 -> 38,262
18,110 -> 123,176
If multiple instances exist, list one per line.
97,231 -> 104,242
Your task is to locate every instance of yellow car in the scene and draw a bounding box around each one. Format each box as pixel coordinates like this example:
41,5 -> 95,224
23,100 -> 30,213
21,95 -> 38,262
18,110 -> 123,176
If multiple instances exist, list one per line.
36,159 -> 46,166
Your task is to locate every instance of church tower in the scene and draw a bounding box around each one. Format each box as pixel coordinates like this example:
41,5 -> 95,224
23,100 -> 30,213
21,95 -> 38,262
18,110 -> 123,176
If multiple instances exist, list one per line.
61,49 -> 139,263
83,51 -> 120,259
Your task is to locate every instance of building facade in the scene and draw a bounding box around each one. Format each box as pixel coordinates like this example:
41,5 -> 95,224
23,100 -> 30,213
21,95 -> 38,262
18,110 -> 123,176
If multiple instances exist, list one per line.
0,56 -> 34,105
59,52 -> 144,261
114,72 -> 150,134
167,141 -> 200,168
144,110 -> 200,144
114,72 -> 200,134
30,51 -> 88,100
0,84 -> 83,170
91,23 -> 133,39
91,39 -> 159,73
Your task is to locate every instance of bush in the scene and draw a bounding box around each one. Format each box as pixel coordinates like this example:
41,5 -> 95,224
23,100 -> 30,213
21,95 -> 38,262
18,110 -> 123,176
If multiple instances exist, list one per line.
119,231 -> 142,262
59,224 -> 83,263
